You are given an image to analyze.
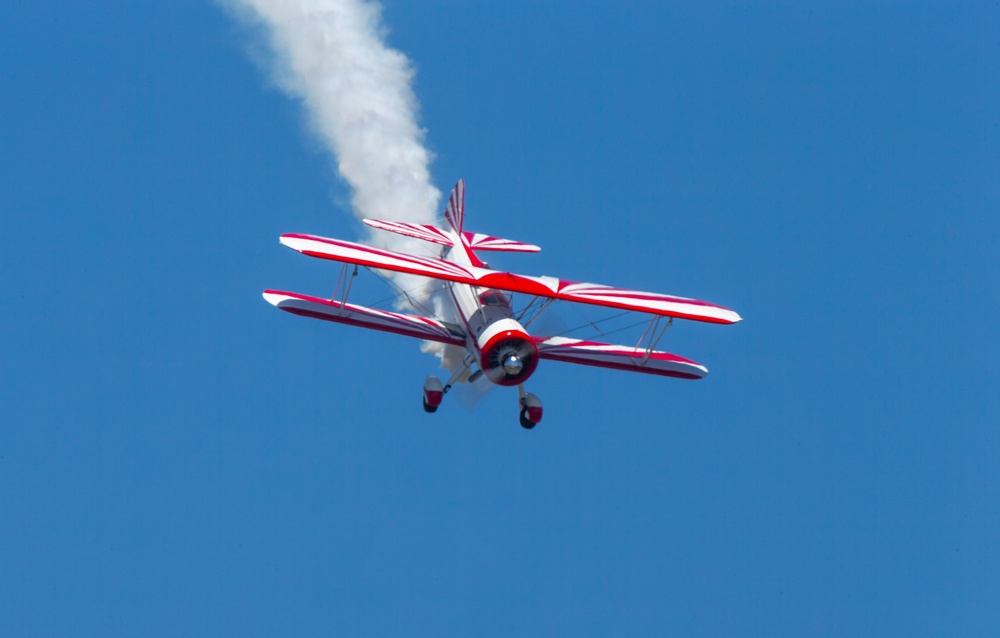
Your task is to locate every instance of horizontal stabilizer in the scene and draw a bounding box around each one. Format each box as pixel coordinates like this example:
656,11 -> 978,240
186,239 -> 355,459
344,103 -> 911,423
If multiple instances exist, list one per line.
464,232 -> 540,253
279,233 -> 741,324
263,290 -> 466,346
364,219 -> 540,253
363,219 -> 454,246
534,336 -> 708,379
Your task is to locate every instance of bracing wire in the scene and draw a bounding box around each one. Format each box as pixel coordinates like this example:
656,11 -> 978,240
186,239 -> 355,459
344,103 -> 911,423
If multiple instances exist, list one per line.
364,267 -> 448,323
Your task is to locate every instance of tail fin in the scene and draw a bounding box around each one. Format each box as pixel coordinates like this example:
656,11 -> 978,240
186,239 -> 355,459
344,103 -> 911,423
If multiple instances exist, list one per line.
365,179 -> 540,258
444,179 -> 465,234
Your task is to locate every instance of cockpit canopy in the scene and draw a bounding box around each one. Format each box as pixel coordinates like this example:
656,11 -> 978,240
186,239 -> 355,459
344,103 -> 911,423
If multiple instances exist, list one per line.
479,290 -> 511,308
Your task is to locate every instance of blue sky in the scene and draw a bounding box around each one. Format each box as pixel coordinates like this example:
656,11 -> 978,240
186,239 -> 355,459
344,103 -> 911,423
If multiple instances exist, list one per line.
2,1 -> 998,635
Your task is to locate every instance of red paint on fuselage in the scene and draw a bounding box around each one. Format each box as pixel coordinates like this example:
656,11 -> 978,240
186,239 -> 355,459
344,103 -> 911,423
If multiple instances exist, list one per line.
477,328 -> 540,386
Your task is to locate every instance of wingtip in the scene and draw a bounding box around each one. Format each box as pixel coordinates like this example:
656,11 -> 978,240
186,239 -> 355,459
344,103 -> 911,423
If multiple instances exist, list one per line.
679,356 -> 709,379
279,234 -> 313,252
262,290 -> 286,307
712,306 -> 742,324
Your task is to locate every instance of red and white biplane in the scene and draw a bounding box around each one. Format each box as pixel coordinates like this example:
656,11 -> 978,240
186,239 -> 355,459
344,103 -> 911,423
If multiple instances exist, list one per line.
264,180 -> 741,429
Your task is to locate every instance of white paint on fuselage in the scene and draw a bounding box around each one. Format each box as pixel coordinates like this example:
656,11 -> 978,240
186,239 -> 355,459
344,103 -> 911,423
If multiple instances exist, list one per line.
441,233 -> 528,369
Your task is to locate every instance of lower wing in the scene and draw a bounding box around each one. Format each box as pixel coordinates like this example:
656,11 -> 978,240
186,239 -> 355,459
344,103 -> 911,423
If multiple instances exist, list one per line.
264,291 -> 706,379
534,336 -> 708,379
263,290 -> 466,346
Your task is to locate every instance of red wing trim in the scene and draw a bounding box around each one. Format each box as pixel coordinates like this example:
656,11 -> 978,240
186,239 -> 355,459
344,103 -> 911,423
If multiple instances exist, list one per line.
263,290 -> 466,346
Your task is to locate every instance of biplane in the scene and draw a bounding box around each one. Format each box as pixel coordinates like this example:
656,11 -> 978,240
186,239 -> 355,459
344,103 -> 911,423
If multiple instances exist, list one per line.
264,180 -> 741,429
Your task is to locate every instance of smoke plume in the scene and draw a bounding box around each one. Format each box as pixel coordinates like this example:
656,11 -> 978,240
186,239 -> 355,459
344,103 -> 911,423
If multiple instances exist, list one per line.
221,0 -> 442,270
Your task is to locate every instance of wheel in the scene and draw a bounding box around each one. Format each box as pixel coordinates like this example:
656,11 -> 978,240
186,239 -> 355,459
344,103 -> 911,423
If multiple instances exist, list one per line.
519,408 -> 536,429
423,398 -> 438,413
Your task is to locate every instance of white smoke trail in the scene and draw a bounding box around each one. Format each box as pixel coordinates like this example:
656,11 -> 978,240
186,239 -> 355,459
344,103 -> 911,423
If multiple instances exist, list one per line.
220,0 -> 443,308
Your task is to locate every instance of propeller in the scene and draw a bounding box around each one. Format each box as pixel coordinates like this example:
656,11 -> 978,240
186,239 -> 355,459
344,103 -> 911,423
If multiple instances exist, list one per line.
483,336 -> 537,385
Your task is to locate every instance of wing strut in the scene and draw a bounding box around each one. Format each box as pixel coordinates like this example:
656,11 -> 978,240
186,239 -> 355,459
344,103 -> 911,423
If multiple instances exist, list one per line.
636,316 -> 672,365
332,263 -> 359,309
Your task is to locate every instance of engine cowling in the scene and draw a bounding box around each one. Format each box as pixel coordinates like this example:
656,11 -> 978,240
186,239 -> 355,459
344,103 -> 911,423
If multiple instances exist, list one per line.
476,318 -> 538,386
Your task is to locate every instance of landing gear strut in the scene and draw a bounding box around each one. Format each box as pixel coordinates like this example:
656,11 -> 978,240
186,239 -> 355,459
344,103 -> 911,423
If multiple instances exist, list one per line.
422,353 -> 483,414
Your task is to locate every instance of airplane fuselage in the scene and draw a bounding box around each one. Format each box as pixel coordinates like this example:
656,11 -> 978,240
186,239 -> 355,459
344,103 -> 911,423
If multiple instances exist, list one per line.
442,240 -> 539,386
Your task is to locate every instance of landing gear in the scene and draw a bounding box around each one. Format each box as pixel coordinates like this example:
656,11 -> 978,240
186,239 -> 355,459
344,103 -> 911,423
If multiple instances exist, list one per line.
422,376 -> 444,413
422,373 -> 543,430
517,385 -> 543,430
421,352 -> 483,414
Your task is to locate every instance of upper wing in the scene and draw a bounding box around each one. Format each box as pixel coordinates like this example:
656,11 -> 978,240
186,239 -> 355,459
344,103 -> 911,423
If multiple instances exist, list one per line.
263,290 -> 466,346
280,233 -> 741,324
535,336 -> 708,379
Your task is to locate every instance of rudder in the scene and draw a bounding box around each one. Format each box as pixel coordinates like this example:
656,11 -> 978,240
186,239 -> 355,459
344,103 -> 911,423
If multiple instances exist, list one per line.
445,179 -> 465,234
